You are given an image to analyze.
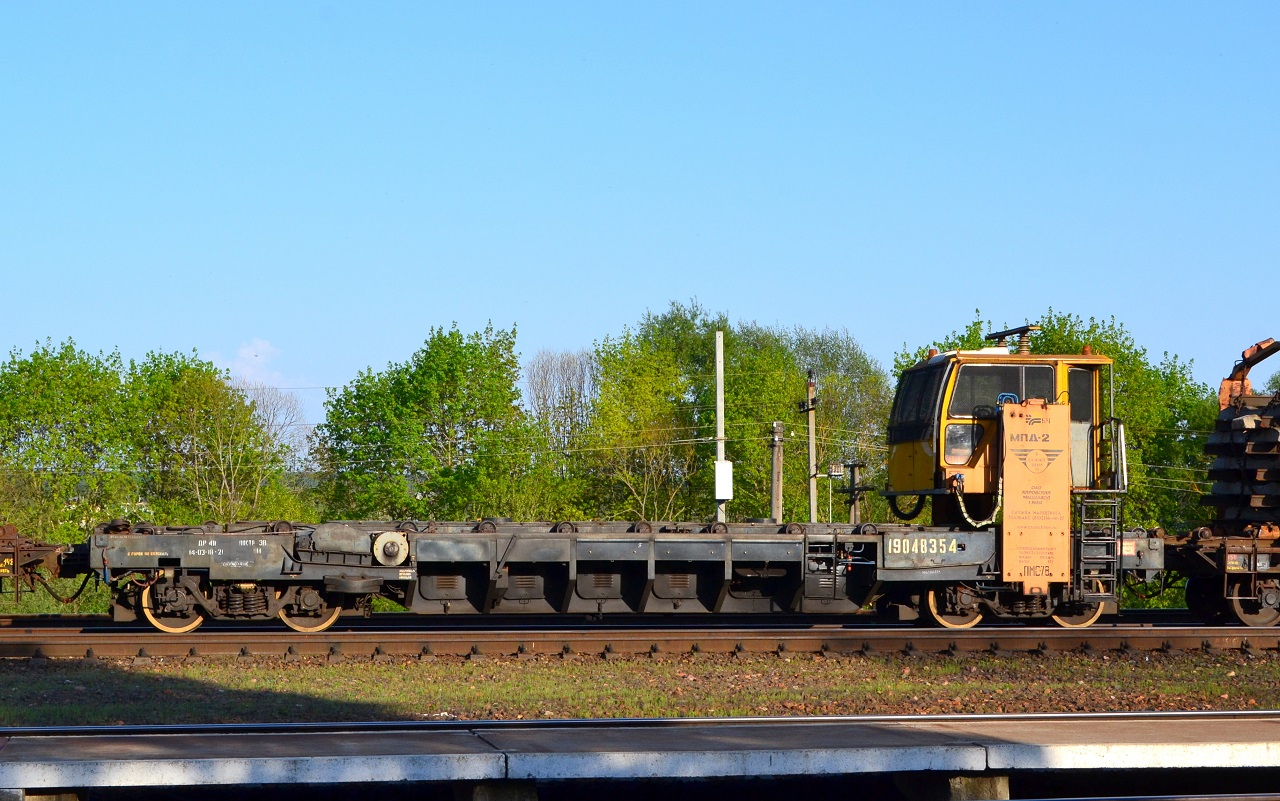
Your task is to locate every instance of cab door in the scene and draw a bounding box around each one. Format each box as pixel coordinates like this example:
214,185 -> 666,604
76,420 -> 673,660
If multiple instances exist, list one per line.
887,362 -> 948,493
1067,368 -> 1097,488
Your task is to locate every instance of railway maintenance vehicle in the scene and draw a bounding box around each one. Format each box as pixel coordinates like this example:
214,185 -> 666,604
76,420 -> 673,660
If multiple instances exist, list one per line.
27,323 -> 1280,632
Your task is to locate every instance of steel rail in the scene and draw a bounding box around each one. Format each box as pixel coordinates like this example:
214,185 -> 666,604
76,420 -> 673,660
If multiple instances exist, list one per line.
1,622 -> 1277,660
0,607 -> 1206,629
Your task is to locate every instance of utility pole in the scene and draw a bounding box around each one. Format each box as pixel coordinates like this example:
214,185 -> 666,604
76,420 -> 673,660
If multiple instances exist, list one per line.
714,331 -> 731,522
769,421 -> 784,523
805,370 -> 818,523
846,461 -> 873,525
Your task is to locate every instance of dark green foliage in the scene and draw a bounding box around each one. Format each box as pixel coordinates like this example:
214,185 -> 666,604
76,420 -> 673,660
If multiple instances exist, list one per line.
313,324 -> 530,519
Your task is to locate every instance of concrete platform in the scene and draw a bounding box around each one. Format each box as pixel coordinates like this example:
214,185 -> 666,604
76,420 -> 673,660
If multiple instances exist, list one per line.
1,713 -> 1279,797
0,730 -> 504,789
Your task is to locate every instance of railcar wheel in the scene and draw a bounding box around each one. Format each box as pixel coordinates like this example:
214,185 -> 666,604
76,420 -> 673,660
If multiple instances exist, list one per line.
1184,577 -> 1228,624
1050,581 -> 1105,628
1050,605 -> 1103,628
1228,579 -> 1280,627
278,588 -> 343,633
140,584 -> 205,634
921,587 -> 983,629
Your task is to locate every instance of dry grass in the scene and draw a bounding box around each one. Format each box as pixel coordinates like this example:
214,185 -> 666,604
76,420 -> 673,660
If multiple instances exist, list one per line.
2,649 -> 1277,727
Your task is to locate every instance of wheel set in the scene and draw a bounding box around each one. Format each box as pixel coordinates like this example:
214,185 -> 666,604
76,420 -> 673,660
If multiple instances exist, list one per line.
135,581 -> 346,634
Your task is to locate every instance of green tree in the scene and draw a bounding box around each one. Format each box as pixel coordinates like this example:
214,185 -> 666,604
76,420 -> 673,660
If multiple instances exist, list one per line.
791,327 -> 894,523
721,322 -> 804,520
579,301 -> 890,524
126,353 -> 303,525
583,330 -> 697,520
0,340 -> 310,538
625,302 -> 804,522
1029,310 -> 1216,529
0,340 -> 134,542
314,324 -> 528,519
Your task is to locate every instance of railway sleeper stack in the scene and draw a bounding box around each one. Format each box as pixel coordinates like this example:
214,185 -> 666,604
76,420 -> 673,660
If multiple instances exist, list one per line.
1205,394 -> 1280,522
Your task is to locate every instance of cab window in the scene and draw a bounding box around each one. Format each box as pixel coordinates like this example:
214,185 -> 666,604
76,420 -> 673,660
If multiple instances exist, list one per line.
889,363 -> 946,444
948,364 -> 1055,417
1068,369 -> 1095,424
1068,368 -> 1096,486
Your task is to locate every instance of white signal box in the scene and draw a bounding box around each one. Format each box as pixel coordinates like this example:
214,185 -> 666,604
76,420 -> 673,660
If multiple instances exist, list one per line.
715,460 -> 734,500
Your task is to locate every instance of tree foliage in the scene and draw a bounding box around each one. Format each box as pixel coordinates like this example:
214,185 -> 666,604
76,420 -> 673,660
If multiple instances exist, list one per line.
585,330 -> 697,520
792,327 -> 893,522
0,341 -> 306,542
1030,310 -> 1216,529
129,358 -> 302,524
307,305 -> 891,525
1,304 -> 1221,542
313,324 -> 527,519
0,341 -> 132,540
567,301 -> 892,523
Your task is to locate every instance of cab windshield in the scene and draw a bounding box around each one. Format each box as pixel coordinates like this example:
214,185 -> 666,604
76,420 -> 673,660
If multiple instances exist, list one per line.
889,363 -> 946,444
948,364 -> 1054,418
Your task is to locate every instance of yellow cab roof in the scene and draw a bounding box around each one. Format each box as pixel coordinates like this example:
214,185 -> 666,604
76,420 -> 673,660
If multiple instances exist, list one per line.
918,347 -> 1113,368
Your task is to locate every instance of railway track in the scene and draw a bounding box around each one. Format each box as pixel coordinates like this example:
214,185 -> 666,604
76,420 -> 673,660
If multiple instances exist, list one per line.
3,620 -> 1278,661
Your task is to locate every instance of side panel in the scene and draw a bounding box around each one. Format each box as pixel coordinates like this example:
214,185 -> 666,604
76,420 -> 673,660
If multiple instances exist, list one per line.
888,440 -> 936,493
882,530 -> 996,569
1001,400 -> 1072,593
416,539 -> 492,562
92,533 -> 292,581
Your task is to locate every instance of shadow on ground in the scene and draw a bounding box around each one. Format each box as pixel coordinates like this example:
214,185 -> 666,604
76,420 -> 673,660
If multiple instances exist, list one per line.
0,657 -> 407,726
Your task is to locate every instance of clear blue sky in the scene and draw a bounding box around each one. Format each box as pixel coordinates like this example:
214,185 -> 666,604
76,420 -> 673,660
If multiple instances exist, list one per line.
3,3 -> 1277,422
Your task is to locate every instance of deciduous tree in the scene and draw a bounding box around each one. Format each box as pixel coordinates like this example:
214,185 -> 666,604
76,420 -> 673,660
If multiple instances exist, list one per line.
0,341 -> 132,541
314,324 -> 526,519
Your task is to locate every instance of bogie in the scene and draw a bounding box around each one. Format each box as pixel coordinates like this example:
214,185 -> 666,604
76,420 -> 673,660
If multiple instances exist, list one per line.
278,586 -> 344,633
1228,577 -> 1280,628
920,587 -> 983,629
139,583 -> 205,634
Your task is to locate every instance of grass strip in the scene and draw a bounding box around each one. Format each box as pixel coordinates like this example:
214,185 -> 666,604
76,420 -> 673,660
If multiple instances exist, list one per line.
1,650 -> 1274,726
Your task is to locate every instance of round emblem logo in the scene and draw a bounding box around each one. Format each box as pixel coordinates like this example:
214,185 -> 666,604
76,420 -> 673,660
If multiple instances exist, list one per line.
1025,450 -> 1049,473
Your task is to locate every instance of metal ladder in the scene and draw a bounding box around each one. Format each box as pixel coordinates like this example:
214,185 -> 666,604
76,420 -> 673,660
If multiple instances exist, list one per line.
1075,494 -> 1121,600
